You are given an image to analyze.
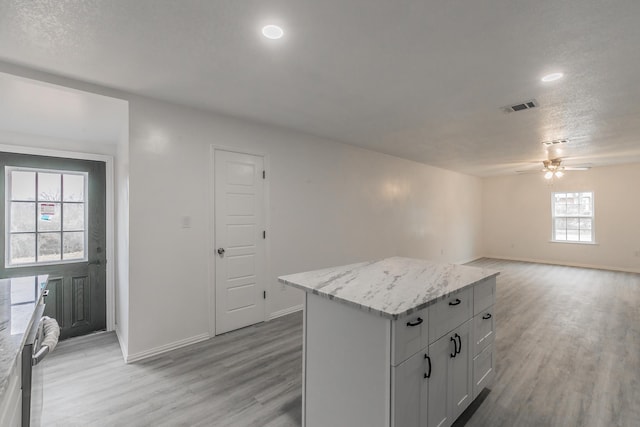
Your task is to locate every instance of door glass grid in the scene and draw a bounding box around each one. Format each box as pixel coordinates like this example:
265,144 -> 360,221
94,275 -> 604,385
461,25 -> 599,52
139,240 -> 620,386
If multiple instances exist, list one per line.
5,167 -> 88,266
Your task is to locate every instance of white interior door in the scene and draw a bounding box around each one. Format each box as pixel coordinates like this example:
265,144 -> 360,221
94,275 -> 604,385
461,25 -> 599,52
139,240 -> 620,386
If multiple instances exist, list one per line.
214,149 -> 265,335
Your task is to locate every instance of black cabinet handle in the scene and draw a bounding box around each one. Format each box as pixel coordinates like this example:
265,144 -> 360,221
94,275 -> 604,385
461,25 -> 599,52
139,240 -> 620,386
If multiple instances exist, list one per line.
449,298 -> 461,306
406,317 -> 423,327
482,313 -> 492,320
455,333 -> 462,355
424,354 -> 431,379
450,336 -> 457,358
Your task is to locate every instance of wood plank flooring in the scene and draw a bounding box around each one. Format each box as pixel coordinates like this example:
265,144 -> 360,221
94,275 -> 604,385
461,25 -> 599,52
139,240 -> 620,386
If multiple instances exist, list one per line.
42,259 -> 640,426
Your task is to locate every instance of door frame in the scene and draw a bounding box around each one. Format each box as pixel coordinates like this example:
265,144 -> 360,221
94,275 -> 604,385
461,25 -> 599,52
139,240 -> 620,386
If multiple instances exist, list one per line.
0,143 -> 116,331
208,145 -> 270,337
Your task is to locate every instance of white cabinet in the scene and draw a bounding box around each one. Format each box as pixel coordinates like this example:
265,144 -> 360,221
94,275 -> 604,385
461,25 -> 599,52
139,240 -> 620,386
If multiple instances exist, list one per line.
0,354 -> 22,427
424,320 -> 472,427
392,351 -> 428,427
425,333 -> 451,427
449,321 -> 472,421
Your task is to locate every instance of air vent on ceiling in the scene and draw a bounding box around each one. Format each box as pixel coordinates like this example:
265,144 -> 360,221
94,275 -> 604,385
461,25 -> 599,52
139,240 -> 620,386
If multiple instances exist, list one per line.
542,139 -> 569,146
502,99 -> 538,113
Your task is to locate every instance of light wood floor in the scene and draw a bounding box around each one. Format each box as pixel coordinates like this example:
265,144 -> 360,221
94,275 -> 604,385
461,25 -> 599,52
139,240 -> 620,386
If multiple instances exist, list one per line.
42,259 -> 640,426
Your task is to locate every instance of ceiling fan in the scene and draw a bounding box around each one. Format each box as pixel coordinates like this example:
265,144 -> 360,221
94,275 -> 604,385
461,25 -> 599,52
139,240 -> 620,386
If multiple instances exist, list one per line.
517,158 -> 591,179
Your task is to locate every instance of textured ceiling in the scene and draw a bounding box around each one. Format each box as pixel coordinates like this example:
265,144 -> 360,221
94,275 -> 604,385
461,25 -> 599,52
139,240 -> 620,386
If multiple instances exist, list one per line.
0,0 -> 639,176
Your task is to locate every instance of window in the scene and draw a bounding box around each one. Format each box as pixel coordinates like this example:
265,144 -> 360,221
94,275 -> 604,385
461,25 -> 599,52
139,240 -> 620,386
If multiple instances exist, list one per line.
552,192 -> 594,243
5,167 -> 88,266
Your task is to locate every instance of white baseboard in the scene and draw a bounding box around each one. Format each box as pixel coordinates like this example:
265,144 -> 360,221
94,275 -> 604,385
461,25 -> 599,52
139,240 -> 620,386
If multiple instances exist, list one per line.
268,304 -> 303,321
114,325 -> 128,363
484,254 -> 640,274
125,333 -> 210,364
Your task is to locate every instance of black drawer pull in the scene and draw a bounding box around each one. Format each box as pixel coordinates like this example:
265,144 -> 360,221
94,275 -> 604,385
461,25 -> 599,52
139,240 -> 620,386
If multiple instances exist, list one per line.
424,354 -> 431,379
406,317 -> 423,327
450,336 -> 457,358
449,298 -> 461,306
482,313 -> 492,320
455,333 -> 462,355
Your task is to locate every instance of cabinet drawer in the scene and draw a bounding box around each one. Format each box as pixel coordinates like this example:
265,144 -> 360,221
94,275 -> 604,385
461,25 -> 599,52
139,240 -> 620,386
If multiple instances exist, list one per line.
472,307 -> 495,356
472,343 -> 495,400
392,307 -> 429,366
473,277 -> 496,316
428,287 -> 472,344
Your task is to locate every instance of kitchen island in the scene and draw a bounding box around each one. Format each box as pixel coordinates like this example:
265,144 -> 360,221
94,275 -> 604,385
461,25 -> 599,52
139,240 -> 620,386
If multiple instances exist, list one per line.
279,257 -> 499,427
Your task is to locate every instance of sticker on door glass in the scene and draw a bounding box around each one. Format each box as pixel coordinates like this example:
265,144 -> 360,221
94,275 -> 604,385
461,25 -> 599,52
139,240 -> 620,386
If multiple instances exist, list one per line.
40,203 -> 56,220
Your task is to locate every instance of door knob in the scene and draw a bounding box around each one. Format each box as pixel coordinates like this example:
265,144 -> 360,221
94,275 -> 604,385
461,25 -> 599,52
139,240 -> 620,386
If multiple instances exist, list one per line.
217,248 -> 225,256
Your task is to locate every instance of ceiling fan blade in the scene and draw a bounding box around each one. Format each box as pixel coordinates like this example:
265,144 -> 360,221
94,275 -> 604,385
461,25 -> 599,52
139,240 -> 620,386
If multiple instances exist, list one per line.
515,169 -> 546,174
563,166 -> 591,171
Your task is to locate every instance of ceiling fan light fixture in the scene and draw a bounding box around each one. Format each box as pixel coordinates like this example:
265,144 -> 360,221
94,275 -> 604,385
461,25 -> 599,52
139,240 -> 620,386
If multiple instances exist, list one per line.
544,171 -> 554,180
555,170 -> 564,178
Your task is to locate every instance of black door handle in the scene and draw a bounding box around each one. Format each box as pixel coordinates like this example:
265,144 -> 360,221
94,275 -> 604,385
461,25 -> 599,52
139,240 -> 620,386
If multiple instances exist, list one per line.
482,313 -> 492,320
406,317 -> 423,327
450,336 -> 457,358
449,298 -> 461,306
455,333 -> 462,355
424,354 -> 432,379
217,248 -> 225,256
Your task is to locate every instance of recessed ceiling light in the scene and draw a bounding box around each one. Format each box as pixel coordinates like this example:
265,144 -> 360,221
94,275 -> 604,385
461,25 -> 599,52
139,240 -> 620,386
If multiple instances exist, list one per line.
262,25 -> 284,40
541,72 -> 564,82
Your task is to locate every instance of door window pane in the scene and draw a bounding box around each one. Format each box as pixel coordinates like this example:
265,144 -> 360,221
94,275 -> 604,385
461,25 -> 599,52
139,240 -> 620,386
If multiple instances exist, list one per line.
63,203 -> 85,231
10,202 -> 36,232
63,174 -> 85,202
38,203 -> 61,231
11,171 -> 35,201
6,167 -> 89,266
38,233 -> 61,262
63,232 -> 85,260
10,234 -> 36,264
38,173 -> 61,201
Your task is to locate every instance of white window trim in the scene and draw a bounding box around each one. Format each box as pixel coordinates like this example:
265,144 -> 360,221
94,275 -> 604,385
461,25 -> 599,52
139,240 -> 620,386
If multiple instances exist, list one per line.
550,191 -> 596,244
5,166 -> 89,268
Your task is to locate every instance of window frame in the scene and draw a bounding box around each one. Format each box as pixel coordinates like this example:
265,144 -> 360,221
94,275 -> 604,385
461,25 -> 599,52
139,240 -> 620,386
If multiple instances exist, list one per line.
4,166 -> 89,268
551,191 -> 595,244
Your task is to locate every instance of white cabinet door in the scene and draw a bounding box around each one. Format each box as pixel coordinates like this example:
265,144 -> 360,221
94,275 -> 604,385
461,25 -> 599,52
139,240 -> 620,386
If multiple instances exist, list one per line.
427,334 -> 453,427
450,320 -> 473,421
392,351 -> 428,427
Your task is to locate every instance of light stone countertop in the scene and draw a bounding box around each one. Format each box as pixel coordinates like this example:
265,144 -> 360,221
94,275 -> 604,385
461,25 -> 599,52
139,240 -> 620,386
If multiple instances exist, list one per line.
278,257 -> 499,320
0,275 -> 48,398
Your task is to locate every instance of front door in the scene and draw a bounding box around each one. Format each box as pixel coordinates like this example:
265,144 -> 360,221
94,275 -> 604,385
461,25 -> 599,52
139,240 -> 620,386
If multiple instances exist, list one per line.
214,149 -> 266,335
0,152 -> 107,339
